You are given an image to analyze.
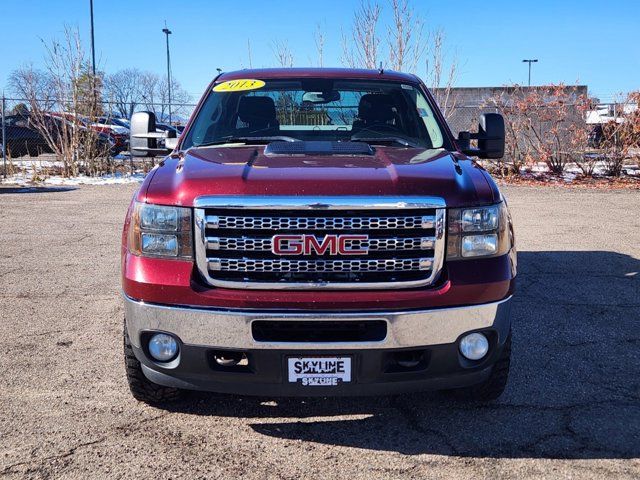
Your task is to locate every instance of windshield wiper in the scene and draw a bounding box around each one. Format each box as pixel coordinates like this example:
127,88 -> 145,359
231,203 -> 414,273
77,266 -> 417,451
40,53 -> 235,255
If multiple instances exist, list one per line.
350,136 -> 423,148
194,135 -> 299,147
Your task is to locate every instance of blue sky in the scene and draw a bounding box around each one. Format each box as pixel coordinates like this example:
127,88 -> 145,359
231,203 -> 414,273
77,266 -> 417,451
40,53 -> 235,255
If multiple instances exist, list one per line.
1,0 -> 638,103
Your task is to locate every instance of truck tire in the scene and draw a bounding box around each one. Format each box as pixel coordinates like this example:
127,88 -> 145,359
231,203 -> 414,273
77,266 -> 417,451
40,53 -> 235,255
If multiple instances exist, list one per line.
447,331 -> 511,402
123,321 -> 183,404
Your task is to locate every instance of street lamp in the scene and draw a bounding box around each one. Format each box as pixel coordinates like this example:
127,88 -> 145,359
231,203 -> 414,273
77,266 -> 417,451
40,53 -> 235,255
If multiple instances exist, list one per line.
522,59 -> 538,87
89,0 -> 97,112
162,23 -> 172,125
89,0 -> 96,77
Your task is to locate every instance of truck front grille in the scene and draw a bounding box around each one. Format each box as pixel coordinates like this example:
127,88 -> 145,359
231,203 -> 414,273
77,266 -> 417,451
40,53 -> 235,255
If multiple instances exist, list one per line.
194,196 -> 446,290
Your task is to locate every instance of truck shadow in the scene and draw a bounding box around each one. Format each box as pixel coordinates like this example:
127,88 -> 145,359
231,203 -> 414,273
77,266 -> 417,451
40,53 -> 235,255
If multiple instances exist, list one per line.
167,250 -> 640,459
0,186 -> 77,194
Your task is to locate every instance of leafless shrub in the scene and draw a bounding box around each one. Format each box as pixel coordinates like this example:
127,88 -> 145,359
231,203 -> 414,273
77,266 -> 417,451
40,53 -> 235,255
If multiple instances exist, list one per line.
386,0 -> 425,73
247,39 -> 253,69
425,30 -> 458,120
485,84 -> 590,176
314,24 -> 325,68
595,92 -> 640,176
272,40 -> 294,68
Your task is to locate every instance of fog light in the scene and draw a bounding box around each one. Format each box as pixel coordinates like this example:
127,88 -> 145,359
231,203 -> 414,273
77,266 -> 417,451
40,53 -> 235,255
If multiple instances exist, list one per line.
459,332 -> 489,360
148,333 -> 178,362
461,234 -> 498,257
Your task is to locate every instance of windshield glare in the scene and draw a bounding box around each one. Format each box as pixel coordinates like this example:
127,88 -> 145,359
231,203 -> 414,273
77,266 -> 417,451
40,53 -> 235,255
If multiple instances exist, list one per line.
182,79 -> 446,150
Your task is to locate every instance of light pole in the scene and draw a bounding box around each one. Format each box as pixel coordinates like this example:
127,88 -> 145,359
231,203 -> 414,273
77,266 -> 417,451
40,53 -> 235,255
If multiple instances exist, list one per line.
89,0 -> 97,112
2,94 -> 6,180
522,59 -> 538,87
89,0 -> 96,77
162,23 -> 172,125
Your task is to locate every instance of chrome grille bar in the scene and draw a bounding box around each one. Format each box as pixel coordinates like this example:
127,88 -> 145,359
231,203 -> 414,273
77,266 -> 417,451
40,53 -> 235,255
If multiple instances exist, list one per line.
206,215 -> 435,230
207,236 -> 435,251
208,258 -> 433,273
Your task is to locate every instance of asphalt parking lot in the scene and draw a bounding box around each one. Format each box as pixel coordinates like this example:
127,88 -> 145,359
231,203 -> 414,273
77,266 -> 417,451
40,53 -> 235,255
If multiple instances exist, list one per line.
0,184 -> 639,479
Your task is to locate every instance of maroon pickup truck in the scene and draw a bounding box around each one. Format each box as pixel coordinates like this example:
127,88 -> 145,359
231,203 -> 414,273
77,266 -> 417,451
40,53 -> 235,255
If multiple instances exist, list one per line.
123,68 -> 516,404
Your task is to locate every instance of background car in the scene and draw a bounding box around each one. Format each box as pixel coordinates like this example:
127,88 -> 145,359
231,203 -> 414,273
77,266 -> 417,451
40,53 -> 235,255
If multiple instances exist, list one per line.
40,112 -> 118,156
0,114 -> 51,158
155,122 -> 181,136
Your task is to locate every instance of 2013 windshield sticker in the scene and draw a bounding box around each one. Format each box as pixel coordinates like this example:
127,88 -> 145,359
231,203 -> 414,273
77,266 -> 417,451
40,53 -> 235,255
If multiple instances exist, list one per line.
213,79 -> 265,92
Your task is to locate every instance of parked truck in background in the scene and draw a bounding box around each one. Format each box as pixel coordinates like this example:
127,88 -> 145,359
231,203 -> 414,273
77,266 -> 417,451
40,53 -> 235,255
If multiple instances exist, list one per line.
122,68 -> 516,404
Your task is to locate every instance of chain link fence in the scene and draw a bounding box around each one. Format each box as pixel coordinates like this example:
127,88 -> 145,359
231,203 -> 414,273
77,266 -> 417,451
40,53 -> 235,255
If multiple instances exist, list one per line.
0,97 -> 197,180
1,93 -> 629,181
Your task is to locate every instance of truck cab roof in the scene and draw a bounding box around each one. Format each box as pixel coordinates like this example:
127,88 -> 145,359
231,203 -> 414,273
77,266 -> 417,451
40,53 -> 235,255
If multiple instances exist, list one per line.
216,68 -> 420,84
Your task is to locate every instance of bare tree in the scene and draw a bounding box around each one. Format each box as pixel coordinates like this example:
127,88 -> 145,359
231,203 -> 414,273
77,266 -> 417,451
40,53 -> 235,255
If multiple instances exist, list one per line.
342,1 -> 382,69
8,65 -> 55,109
386,0 -> 425,73
138,71 -> 160,106
103,68 -> 145,118
247,39 -> 253,69
272,40 -> 294,67
10,27 -> 108,176
314,24 -> 325,67
125,71 -> 191,123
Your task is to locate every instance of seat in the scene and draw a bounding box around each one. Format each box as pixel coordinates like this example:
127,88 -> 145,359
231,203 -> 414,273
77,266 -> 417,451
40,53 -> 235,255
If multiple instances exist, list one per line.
352,94 -> 398,132
237,96 -> 279,134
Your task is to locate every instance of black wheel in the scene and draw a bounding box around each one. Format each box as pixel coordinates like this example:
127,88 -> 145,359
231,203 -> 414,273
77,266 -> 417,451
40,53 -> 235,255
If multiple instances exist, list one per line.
447,331 -> 511,402
123,320 -> 183,404
27,145 -> 43,157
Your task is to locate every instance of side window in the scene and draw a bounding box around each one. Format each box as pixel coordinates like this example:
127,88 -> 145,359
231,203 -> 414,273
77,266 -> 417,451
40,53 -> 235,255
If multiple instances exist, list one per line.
6,116 -> 29,128
415,92 -> 444,148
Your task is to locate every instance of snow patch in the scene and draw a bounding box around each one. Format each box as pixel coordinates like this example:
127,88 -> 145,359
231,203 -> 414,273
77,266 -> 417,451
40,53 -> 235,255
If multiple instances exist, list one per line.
3,171 -> 145,186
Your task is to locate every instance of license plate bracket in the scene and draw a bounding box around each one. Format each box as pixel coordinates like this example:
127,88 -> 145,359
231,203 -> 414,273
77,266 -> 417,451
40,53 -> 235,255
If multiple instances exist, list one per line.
287,356 -> 352,387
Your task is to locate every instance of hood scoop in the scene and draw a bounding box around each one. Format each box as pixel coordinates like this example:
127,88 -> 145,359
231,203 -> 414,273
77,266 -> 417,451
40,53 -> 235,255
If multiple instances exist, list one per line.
264,140 -> 374,156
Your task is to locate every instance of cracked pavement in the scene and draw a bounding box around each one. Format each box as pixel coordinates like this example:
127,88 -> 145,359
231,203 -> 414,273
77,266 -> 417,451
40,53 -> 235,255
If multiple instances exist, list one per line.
0,184 -> 639,479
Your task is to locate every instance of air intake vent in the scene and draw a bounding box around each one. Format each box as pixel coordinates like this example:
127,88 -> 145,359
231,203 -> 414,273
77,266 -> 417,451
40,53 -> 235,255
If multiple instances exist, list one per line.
264,141 -> 374,156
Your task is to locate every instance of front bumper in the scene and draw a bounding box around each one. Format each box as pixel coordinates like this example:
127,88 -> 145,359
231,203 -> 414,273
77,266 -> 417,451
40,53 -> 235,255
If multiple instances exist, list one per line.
125,296 -> 512,396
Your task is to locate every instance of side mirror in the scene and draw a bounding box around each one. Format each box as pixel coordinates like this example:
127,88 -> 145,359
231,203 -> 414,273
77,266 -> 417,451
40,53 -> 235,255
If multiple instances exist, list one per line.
457,113 -> 505,159
130,111 -> 175,157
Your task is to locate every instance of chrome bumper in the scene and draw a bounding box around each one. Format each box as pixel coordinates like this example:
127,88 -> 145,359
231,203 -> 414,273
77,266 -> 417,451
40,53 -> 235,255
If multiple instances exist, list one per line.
124,296 -> 512,350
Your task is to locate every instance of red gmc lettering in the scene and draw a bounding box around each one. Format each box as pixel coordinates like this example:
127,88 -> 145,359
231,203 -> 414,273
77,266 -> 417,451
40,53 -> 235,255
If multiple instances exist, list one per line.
272,235 -> 369,255
338,234 -> 369,255
272,235 -> 304,255
304,236 -> 338,255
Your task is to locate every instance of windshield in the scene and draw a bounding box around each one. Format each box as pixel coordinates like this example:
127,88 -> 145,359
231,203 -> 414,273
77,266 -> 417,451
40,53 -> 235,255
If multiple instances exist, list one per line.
182,78 -> 448,150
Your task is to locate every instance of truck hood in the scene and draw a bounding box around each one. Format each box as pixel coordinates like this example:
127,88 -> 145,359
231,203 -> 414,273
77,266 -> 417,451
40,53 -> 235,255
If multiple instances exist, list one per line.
142,145 -> 497,207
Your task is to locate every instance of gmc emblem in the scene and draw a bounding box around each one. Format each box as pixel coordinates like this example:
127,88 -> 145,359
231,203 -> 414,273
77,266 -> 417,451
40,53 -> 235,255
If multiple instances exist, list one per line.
272,234 -> 369,256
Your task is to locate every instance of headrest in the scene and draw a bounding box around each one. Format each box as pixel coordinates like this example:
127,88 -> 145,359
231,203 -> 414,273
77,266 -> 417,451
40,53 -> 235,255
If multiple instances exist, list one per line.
357,94 -> 396,122
238,96 -> 276,123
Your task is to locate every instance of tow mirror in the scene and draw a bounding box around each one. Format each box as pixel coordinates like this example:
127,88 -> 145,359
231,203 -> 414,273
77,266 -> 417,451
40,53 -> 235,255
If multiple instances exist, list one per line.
457,113 -> 505,159
130,111 -> 176,157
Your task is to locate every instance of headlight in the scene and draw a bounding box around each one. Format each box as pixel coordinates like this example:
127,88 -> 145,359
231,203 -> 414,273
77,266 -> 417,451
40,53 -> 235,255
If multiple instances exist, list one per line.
461,206 -> 498,232
447,202 -> 511,259
129,202 -> 193,259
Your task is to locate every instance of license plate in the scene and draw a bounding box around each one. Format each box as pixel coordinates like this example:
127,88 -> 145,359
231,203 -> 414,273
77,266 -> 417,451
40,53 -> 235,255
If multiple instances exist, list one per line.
287,356 -> 351,386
